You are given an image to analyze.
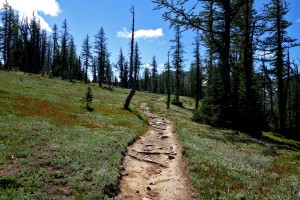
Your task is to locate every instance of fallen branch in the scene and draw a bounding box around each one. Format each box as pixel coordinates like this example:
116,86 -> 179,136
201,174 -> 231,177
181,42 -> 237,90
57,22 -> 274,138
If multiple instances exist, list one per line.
127,153 -> 168,168
155,178 -> 171,184
132,149 -> 177,155
149,125 -> 166,130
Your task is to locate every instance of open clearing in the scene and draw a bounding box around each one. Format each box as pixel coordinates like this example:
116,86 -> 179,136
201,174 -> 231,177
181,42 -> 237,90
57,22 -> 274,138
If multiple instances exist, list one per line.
1,71 -> 300,199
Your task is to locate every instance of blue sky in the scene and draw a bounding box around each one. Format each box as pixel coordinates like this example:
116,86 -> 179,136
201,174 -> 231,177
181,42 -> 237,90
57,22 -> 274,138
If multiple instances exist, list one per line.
2,0 -> 300,73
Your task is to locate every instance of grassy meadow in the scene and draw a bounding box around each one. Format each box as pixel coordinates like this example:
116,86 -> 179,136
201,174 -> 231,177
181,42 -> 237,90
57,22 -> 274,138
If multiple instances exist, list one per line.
1,70 -> 300,199
148,97 -> 300,199
0,70 -> 159,199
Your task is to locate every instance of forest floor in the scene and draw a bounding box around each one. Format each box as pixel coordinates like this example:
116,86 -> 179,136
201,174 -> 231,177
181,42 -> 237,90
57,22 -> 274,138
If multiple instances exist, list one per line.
116,103 -> 195,200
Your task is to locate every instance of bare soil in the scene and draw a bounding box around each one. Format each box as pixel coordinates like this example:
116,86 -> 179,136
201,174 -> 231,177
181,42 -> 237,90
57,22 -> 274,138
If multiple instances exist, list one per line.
115,103 -> 193,200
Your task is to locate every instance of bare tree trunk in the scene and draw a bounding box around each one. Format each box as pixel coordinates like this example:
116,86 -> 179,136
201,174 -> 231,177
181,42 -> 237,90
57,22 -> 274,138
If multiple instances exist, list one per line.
128,6 -> 135,88
124,6 -> 136,110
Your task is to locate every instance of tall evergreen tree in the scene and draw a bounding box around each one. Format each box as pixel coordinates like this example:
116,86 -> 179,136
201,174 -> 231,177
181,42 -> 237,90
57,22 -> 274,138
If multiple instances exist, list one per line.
40,30 -> 47,75
264,0 -> 298,135
19,16 -> 29,72
68,35 -> 77,81
105,54 -> 113,89
81,34 -> 92,83
124,61 -> 129,88
94,27 -> 107,87
116,48 -> 128,88
151,55 -> 158,93
51,24 -> 60,77
166,51 -> 171,109
28,13 -> 41,73
91,57 -> 97,83
61,19 -> 69,79
171,25 -> 184,104
144,66 -> 150,91
0,1 -> 17,69
193,31 -> 203,109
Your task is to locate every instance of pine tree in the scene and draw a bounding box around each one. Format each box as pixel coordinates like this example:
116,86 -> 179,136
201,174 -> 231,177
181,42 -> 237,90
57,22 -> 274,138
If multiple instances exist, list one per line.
0,1 -> 17,69
91,57 -> 97,83
116,48 -> 124,87
144,67 -> 150,91
61,19 -> 69,79
105,52 -> 112,89
151,56 -> 158,93
94,27 -> 107,87
85,86 -> 93,111
166,51 -> 171,109
68,35 -> 77,81
11,12 -> 21,70
19,16 -> 29,72
263,0 -> 298,135
51,24 -> 60,77
124,61 -> 129,88
28,13 -> 41,73
171,25 -> 184,106
193,31 -> 203,109
81,34 -> 92,83
40,30 -> 47,75
45,35 -> 52,74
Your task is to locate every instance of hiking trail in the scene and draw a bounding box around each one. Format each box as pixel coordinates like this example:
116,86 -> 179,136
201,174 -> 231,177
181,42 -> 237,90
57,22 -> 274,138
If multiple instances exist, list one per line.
115,103 -> 193,200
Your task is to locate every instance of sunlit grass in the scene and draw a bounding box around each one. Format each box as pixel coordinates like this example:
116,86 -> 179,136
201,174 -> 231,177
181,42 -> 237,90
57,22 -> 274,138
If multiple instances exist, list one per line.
148,96 -> 300,199
0,70 -> 159,199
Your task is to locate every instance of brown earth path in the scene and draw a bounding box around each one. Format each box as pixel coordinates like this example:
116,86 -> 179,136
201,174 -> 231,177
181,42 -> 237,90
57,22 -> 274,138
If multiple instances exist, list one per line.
114,103 -> 193,200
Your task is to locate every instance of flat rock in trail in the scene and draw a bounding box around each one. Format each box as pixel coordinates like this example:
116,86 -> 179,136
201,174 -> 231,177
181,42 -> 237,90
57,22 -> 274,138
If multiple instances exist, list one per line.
115,103 -> 192,200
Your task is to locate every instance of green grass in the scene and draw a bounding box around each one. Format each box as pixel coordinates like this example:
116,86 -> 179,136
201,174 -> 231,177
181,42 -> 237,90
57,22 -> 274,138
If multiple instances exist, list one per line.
0,71 -> 160,199
263,132 -> 300,150
148,96 -> 300,199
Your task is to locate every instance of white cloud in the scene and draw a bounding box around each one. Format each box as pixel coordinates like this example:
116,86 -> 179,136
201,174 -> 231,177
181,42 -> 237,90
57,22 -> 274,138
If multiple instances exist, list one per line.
117,28 -> 130,38
256,50 -> 276,59
0,0 -> 61,31
144,63 -> 153,69
117,28 -> 163,39
297,18 -> 300,23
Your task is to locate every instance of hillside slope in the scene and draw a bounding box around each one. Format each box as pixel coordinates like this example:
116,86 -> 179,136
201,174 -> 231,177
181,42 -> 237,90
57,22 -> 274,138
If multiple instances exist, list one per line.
148,97 -> 300,199
1,70 -> 300,199
0,71 -> 158,199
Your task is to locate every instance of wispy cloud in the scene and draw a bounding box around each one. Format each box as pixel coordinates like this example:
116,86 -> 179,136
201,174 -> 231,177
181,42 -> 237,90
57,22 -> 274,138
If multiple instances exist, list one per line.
0,0 -> 61,31
117,28 -> 163,39
297,18 -> 300,23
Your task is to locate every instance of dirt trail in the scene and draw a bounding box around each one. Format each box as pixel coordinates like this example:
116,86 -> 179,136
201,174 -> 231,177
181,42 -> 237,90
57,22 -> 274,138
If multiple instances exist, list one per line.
115,103 -> 192,200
